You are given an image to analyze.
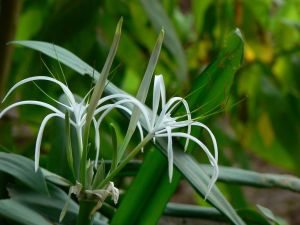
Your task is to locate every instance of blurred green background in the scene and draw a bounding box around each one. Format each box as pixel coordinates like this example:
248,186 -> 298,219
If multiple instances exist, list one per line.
0,0 -> 300,223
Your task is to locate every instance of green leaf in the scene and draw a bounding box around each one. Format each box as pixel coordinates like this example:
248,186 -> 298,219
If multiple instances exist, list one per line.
92,159 -> 105,190
10,40 -> 101,79
0,199 -> 51,225
140,0 -> 188,82
156,138 -> 246,225
41,168 -> 72,187
201,165 -> 300,193
81,18 -> 122,187
110,123 -> 118,171
257,205 -> 286,225
0,152 -> 48,195
111,149 -> 179,225
117,29 -> 164,162
9,183 -> 108,225
165,203 -> 272,225
188,28 -> 244,116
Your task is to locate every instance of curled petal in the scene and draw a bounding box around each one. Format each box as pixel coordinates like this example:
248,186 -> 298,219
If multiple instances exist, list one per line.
156,132 -> 218,196
152,75 -> 166,128
35,113 -> 64,171
93,118 -> 100,167
166,127 -> 173,182
92,98 -> 151,130
95,104 -> 145,157
192,122 -> 218,163
0,100 -> 64,119
2,76 -> 76,107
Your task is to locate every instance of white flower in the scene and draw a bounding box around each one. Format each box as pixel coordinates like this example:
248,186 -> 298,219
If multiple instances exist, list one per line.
0,76 -> 145,171
145,75 -> 219,193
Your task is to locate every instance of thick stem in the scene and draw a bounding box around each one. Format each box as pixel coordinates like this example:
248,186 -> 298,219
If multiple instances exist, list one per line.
76,199 -> 97,225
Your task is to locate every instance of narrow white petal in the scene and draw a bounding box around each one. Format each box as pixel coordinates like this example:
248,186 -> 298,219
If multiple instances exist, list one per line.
152,75 -> 166,128
137,122 -> 145,152
162,97 -> 192,151
95,93 -> 153,133
93,99 -> 151,131
2,76 -> 76,106
35,113 -> 64,171
192,122 -> 218,162
156,132 -> 218,196
166,127 -> 173,182
0,100 -> 64,119
93,117 -> 100,167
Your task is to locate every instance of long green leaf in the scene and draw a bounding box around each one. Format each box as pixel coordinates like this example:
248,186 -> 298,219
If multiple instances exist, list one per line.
202,165 -> 300,192
105,160 -> 300,193
9,183 -> 108,225
0,199 -> 51,225
111,149 -> 179,225
165,203 -> 272,225
140,0 -> 188,83
188,28 -> 244,116
117,29 -> 164,162
156,138 -> 246,225
0,152 -> 48,195
12,40 -> 246,225
80,18 -> 123,187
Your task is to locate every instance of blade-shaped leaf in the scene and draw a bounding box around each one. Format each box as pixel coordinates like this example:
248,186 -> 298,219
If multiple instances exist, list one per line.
0,152 -> 48,195
117,29 -> 164,162
257,205 -> 285,225
41,168 -> 72,187
9,183 -> 108,225
110,123 -> 118,171
111,149 -> 179,225
165,203 -> 273,225
156,138 -> 246,225
0,199 -> 51,225
81,18 -> 122,187
188,28 -> 244,116
201,165 -> 300,193
140,0 -> 188,82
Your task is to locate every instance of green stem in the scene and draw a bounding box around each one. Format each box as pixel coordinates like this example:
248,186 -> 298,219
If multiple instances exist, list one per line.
76,199 -> 97,225
99,133 -> 153,188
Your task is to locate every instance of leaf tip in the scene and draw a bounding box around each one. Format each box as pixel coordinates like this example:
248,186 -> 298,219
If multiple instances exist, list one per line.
234,28 -> 244,42
116,17 -> 123,34
159,28 -> 165,41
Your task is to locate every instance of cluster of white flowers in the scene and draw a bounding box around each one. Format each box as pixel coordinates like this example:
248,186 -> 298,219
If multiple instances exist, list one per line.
0,74 -> 218,194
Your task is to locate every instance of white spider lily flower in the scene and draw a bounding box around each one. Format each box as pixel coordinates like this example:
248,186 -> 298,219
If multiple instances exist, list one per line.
0,76 -> 145,171
147,75 -> 219,193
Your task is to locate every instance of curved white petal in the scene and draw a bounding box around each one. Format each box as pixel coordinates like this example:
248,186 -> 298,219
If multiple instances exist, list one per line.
2,76 -> 76,106
95,104 -> 145,155
35,113 -> 64,171
166,127 -> 173,182
192,122 -> 218,163
93,117 -> 100,167
166,98 -> 192,151
155,132 -> 218,195
92,99 -> 151,131
0,100 -> 64,119
152,75 -> 166,128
